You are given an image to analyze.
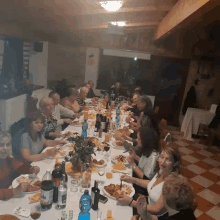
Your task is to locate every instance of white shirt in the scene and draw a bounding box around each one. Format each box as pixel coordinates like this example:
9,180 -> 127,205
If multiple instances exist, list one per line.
147,174 -> 164,206
138,151 -> 159,180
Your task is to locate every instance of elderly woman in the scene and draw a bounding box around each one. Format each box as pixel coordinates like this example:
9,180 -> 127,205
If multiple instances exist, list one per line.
39,96 -> 62,139
117,145 -> 181,217
77,86 -> 89,106
0,132 -> 40,200
61,88 -> 81,113
134,173 -> 196,220
12,111 -> 66,164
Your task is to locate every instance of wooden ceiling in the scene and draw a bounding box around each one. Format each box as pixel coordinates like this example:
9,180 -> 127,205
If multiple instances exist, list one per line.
0,0 -> 178,44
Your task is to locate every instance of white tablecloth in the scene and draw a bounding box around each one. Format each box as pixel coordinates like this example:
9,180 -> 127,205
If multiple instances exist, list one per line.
181,108 -> 215,141
0,125 -> 133,220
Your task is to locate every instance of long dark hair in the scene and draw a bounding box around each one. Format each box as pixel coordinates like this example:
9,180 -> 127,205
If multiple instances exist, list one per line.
139,127 -> 160,157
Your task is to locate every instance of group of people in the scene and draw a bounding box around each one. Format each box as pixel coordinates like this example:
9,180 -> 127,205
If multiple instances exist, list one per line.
0,80 -> 98,200
112,89 -> 197,219
0,80 -> 197,220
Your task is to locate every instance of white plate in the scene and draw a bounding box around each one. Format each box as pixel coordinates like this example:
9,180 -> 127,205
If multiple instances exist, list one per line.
111,155 -> 129,165
112,141 -> 125,150
12,174 -> 42,194
41,147 -> 68,159
91,158 -> 107,168
102,182 -> 135,200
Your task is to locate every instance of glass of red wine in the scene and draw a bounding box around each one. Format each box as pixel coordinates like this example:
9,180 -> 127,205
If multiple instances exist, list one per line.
30,204 -> 42,219
104,145 -> 111,161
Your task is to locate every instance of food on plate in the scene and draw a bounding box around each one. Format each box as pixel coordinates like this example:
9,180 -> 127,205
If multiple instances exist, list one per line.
0,214 -> 20,220
113,155 -> 127,163
88,112 -> 96,119
92,159 -> 105,166
28,192 -> 41,203
117,128 -> 131,137
115,140 -> 123,147
87,137 -> 100,148
16,176 -> 41,192
56,149 -> 66,157
104,184 -> 132,198
17,176 -> 30,184
112,162 -> 126,170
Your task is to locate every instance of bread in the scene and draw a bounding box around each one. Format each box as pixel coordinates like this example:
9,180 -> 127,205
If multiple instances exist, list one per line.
28,192 -> 41,203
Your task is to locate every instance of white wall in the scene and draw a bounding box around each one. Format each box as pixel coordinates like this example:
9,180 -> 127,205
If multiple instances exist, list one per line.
29,41 -> 48,88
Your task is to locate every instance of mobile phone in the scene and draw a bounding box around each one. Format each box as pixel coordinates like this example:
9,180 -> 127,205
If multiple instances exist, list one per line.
99,194 -> 108,204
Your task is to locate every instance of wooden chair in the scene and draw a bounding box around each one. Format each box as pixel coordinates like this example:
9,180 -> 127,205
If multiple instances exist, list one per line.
197,123 -> 220,146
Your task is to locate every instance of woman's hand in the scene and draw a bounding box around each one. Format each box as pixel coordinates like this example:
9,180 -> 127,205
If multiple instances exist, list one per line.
137,196 -> 148,217
29,166 -> 40,175
74,113 -> 80,118
14,182 -> 29,196
129,149 -> 137,158
117,195 -> 133,206
128,155 -> 135,166
46,148 -> 58,157
126,116 -> 131,123
120,174 -> 133,183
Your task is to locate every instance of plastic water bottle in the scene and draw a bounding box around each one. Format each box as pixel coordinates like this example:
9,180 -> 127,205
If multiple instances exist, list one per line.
56,174 -> 67,209
116,105 -> 120,127
78,190 -> 92,220
81,120 -> 88,141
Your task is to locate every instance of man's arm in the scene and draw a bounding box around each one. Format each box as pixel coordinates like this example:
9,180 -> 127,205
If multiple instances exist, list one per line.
58,104 -> 75,119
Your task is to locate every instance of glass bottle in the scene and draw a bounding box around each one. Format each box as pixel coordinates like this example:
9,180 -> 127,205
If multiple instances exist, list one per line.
57,174 -> 67,209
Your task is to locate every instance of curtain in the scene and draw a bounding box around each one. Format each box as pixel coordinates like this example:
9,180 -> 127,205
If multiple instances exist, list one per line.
1,38 -> 24,86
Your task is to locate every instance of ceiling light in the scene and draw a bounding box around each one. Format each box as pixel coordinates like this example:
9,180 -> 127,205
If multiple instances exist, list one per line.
100,1 -> 123,12
111,21 -> 126,26
134,57 -> 137,61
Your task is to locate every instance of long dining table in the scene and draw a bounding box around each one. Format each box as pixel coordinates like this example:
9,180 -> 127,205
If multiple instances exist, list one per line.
0,104 -> 133,220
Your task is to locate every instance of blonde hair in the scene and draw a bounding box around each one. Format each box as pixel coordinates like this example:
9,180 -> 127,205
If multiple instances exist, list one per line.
163,173 -> 195,211
0,132 -> 13,158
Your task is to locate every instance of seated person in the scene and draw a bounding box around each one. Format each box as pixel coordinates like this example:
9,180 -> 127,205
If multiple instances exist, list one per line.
127,127 -> 160,180
108,82 -> 122,99
117,145 -> 181,217
61,88 -> 81,113
134,173 -> 196,220
127,92 -> 141,117
0,132 -> 40,200
12,111 -> 66,164
87,80 -> 97,98
39,97 -> 62,139
77,86 -> 89,106
49,91 -> 80,131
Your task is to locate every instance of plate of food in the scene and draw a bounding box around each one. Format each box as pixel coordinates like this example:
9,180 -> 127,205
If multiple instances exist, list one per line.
92,158 -> 106,167
28,192 -> 41,203
112,155 -> 129,165
62,130 -> 79,138
112,162 -> 127,172
41,147 -> 68,159
112,140 -> 124,149
87,137 -> 101,148
0,214 -> 21,220
71,120 -> 82,127
12,174 -> 41,194
103,183 -> 135,200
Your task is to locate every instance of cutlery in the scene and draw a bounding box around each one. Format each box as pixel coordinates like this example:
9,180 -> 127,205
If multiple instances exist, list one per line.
112,170 -> 129,174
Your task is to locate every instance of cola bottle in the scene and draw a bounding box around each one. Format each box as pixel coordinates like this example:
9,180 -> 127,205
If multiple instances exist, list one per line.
40,169 -> 53,210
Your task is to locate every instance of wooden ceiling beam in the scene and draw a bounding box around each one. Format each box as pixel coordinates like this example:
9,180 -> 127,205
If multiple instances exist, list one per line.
155,0 -> 220,41
81,22 -> 159,30
76,5 -> 172,16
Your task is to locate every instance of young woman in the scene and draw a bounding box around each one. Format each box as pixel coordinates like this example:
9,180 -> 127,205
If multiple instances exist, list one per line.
0,132 -> 40,200
12,111 -> 66,164
117,145 -> 181,217
128,127 -> 160,180
61,88 -> 81,113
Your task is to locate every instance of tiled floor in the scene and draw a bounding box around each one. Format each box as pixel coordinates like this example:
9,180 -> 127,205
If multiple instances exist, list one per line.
168,126 -> 220,220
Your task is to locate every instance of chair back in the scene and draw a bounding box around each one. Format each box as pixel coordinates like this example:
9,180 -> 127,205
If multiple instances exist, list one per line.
210,104 -> 218,113
164,132 -> 172,145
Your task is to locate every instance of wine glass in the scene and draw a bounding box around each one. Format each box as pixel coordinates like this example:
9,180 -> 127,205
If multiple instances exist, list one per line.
30,204 -> 42,220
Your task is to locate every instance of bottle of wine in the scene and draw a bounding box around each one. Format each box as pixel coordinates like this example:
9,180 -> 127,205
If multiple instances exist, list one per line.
52,165 -> 62,203
95,114 -> 101,132
91,181 -> 100,211
61,161 -> 68,183
101,116 -> 107,131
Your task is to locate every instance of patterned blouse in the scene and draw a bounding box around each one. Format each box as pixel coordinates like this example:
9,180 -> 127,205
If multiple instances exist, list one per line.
41,112 -> 59,139
76,96 -> 86,106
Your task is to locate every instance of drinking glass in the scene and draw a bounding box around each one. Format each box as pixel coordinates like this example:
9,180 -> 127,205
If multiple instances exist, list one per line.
98,167 -> 105,176
30,204 -> 42,220
97,209 -> 102,220
70,175 -> 80,192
